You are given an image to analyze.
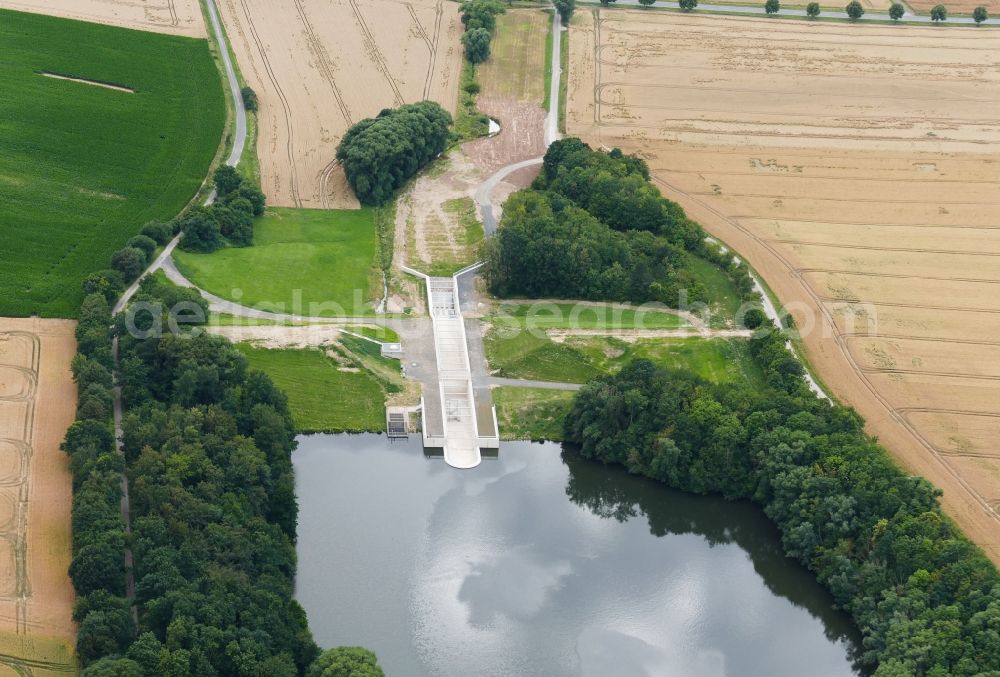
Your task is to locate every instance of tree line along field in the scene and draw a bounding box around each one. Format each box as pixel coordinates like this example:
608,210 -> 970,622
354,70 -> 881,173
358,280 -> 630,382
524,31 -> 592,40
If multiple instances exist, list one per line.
567,9 -> 1000,563
0,9 -> 224,317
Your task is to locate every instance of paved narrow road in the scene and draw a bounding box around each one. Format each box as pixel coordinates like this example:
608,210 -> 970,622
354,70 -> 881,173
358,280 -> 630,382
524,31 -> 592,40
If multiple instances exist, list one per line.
113,0 -> 248,315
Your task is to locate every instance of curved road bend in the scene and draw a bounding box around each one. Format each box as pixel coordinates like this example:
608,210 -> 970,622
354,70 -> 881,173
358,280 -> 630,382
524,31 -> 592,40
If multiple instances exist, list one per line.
592,0 -> 996,23
111,0 -> 248,620
113,0 -> 248,316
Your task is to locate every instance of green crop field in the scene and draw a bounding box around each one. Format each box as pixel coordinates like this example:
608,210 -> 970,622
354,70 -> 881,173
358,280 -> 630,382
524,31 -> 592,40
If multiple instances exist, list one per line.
175,207 -> 380,317
0,10 -> 225,317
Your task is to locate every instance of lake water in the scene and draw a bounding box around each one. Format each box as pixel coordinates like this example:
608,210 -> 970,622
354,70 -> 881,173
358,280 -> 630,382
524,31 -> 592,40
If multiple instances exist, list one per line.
294,434 -> 861,677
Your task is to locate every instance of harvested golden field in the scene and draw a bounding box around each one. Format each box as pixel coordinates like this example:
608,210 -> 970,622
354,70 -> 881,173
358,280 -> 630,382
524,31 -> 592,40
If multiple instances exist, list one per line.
0,318 -> 77,673
568,10 -> 1000,563
218,0 -> 463,209
0,0 -> 205,36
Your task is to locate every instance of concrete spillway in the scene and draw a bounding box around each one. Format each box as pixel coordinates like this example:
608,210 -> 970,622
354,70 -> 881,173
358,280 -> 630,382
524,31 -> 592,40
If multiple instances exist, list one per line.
409,270 -> 497,468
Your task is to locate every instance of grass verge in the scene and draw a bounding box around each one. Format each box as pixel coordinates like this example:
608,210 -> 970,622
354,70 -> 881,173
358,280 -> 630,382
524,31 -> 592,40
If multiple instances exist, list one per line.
558,17 -> 569,133
453,61 -> 490,142
493,387 -> 575,441
543,10 -> 555,110
488,302 -> 689,330
345,325 -> 401,343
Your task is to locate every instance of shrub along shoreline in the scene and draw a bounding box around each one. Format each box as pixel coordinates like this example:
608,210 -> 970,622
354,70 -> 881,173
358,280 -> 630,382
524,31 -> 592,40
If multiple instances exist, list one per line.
564,332 -> 1000,676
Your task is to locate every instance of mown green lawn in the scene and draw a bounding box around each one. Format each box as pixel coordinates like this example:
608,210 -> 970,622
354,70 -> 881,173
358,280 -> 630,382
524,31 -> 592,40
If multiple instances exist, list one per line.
236,344 -> 386,433
175,207 -> 379,316
489,302 -> 689,331
485,325 -> 763,387
0,10 -> 224,317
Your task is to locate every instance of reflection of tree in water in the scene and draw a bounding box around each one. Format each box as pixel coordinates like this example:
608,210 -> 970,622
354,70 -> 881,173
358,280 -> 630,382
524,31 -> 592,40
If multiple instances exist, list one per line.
561,448 -> 867,673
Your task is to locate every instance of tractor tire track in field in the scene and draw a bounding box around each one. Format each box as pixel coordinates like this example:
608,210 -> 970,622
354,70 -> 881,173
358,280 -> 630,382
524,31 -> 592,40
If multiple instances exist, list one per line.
292,0 -> 352,128
408,1 -> 441,101
237,0 -> 303,207
840,333 -> 1000,348
349,0 -> 405,106
646,172 -> 1000,526
817,298 -> 1000,314
166,0 -> 179,27
769,239 -> 1000,257
290,0 -> 352,206
319,158 -> 341,210
0,332 -> 39,639
801,269 -> 1000,284
897,409 -> 1000,461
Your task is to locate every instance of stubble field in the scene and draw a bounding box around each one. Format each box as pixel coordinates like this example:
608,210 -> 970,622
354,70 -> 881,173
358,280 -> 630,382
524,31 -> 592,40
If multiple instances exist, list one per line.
0,0 -> 205,36
567,10 -> 1000,562
0,319 -> 77,674
217,0 -> 464,209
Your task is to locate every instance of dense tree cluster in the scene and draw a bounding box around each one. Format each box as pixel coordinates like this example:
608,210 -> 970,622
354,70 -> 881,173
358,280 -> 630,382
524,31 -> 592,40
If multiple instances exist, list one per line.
336,101 -> 452,205
180,166 -> 265,252
306,647 -> 384,677
459,0 -> 505,63
482,189 -> 702,304
241,86 -> 258,113
554,0 -> 576,22
62,277 -> 384,674
538,139 -> 701,247
483,139 -> 757,309
63,293 -> 132,669
564,331 -> 1000,676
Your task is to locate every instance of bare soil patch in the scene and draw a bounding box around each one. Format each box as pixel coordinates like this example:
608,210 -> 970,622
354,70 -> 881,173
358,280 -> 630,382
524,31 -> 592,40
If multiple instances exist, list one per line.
568,9 -> 1000,563
397,150 -> 484,276
0,0 -> 205,36
40,72 -> 135,93
217,0 -> 463,209
0,318 -> 76,672
464,98 -> 547,175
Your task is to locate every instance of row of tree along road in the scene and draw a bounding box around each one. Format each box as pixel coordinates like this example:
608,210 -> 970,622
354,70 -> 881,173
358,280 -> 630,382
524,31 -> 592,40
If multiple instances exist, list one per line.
602,0 -> 989,22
